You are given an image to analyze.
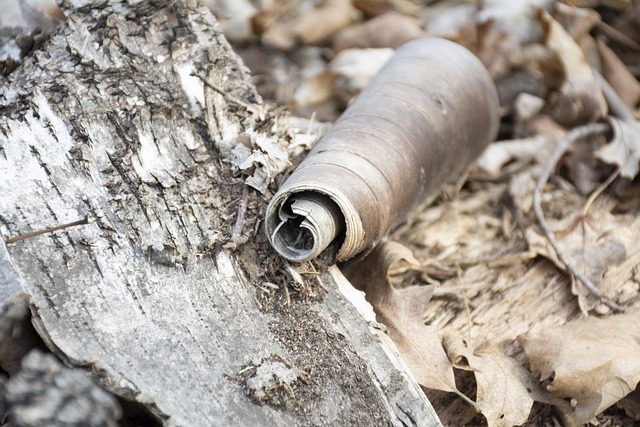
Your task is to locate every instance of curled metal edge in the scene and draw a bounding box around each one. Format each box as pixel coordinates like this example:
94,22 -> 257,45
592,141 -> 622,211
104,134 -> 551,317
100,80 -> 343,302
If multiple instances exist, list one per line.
266,183 -> 362,262
265,37 -> 500,262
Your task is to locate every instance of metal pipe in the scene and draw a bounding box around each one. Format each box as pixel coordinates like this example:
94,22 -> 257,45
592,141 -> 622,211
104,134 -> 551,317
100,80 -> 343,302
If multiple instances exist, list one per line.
266,37 -> 500,262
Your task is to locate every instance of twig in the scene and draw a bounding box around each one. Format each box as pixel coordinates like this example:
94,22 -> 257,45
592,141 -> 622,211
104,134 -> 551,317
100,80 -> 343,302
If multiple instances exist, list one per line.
225,183 -> 250,249
581,153 -> 630,216
533,122 -> 625,312
594,69 -> 635,121
463,290 -> 472,345
595,21 -> 640,52
193,71 -> 262,117
282,278 -> 291,306
4,216 -> 93,244
274,352 -> 309,383
281,259 -> 304,306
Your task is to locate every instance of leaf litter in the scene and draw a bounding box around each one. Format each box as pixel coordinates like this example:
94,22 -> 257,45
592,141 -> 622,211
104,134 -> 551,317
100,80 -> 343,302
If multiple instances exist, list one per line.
519,310 -> 640,425
201,0 -> 640,425
341,241 -> 475,406
3,0 -> 640,426
445,338 -> 535,427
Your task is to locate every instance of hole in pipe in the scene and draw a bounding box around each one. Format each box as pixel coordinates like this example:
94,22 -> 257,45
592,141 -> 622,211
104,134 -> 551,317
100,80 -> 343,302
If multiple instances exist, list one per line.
270,192 -> 345,262
280,201 -> 315,252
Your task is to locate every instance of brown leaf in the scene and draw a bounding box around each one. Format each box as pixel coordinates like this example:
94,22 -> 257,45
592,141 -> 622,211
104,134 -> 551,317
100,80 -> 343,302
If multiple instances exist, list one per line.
351,0 -> 421,17
470,21 -> 522,82
205,0 -> 257,43
617,388 -> 640,420
569,0 -> 630,10
292,47 -> 394,113
332,11 -> 424,52
294,0 -> 362,46
519,310 -> 640,424
291,71 -> 337,111
540,10 -> 608,126
341,241 -> 469,400
596,117 -> 640,179
254,0 -> 361,51
597,38 -> 640,112
473,135 -> 546,178
446,339 -> 534,427
526,203 -> 628,313
328,47 -> 394,107
553,3 -> 600,42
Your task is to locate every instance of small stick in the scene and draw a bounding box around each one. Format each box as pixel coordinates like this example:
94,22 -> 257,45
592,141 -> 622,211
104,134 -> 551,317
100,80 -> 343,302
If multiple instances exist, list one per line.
274,352 -> 309,382
193,71 -> 262,117
463,290 -> 472,346
4,216 -> 93,244
595,21 -> 640,52
226,183 -> 250,248
594,70 -> 635,121
282,278 -> 291,306
581,152 -> 630,216
533,122 -> 625,312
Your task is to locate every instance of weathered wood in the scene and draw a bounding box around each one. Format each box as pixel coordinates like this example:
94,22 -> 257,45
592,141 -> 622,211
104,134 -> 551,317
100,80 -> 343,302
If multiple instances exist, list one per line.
0,240 -> 21,306
0,0 -> 440,425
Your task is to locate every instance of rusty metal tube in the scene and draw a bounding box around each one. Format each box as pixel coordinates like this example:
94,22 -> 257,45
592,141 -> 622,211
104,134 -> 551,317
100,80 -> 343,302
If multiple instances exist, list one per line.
266,37 -> 500,262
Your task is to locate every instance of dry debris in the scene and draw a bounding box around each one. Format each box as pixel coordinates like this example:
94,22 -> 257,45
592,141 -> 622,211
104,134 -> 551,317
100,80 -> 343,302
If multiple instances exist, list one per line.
520,311 -> 640,424
342,242 -> 473,404
2,0 -> 640,426
208,0 -> 640,425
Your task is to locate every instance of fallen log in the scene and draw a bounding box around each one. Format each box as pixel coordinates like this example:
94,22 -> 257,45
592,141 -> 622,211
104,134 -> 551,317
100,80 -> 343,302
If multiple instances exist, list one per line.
0,0 -> 439,425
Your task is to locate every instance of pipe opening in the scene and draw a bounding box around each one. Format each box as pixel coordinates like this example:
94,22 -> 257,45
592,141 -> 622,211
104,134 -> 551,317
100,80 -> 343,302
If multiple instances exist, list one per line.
269,192 -> 344,262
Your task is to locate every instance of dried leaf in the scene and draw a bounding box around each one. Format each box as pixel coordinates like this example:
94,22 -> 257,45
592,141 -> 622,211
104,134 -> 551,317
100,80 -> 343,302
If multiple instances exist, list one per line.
328,47 -> 394,107
509,171 -> 537,215
608,3 -> 640,46
204,0 -> 257,43
519,311 -> 640,424
341,242 -> 467,398
446,339 -> 534,427
421,3 -> 476,40
569,0 -> 630,10
476,0 -> 550,44
228,131 -> 290,193
294,0 -> 362,46
352,0 -> 421,17
541,10 -> 607,126
526,205 -> 628,313
553,3 -> 600,42
617,388 -> 640,420
597,38 -> 640,112
332,11 -> 424,52
473,136 -> 546,177
292,47 -> 394,112
469,22 -> 523,82
291,71 -> 337,111
254,0 -> 361,51
277,115 -> 333,158
596,117 -> 640,179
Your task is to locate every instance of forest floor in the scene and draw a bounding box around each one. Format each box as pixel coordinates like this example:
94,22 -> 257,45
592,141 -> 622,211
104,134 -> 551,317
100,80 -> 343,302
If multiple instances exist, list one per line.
218,1 -> 640,426
2,0 -> 640,426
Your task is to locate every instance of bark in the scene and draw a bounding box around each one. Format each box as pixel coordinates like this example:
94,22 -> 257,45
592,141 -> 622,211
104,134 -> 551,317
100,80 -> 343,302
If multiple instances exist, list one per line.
0,0 -> 439,426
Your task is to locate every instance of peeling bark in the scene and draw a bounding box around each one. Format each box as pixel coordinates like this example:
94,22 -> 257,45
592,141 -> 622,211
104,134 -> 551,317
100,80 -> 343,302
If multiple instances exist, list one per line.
0,0 -> 439,425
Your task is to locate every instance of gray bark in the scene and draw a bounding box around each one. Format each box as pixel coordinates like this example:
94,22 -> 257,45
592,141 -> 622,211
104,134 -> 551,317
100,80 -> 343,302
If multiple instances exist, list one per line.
0,0 -> 440,426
